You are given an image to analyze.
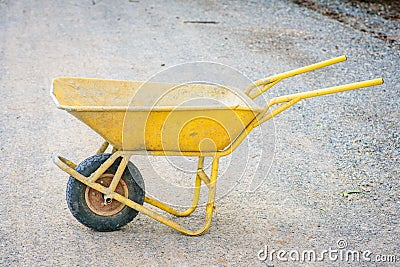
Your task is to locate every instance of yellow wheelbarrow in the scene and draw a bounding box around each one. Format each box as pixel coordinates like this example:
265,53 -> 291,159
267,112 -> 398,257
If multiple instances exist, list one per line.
52,56 -> 382,235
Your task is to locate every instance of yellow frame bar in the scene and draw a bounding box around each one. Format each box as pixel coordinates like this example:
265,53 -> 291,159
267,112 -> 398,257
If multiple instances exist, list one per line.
268,78 -> 383,105
143,156 -> 204,217
96,141 -> 109,154
245,55 -> 347,98
55,153 -> 219,236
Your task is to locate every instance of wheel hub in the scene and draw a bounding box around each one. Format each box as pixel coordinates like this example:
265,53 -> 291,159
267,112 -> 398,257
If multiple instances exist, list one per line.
85,173 -> 129,216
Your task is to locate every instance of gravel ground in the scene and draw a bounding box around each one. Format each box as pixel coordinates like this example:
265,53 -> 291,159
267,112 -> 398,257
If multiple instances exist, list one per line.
0,0 -> 398,266
289,0 -> 400,47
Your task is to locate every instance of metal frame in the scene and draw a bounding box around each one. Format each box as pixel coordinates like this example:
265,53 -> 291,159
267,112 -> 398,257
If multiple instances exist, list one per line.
54,55 -> 383,235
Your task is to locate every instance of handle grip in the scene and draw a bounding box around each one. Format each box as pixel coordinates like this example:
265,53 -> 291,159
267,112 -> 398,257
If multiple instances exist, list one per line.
269,78 -> 384,105
253,78 -> 384,128
246,55 -> 347,98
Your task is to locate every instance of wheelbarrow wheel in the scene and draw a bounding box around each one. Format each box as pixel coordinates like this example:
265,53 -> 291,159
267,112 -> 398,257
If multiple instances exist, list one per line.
66,154 -> 145,231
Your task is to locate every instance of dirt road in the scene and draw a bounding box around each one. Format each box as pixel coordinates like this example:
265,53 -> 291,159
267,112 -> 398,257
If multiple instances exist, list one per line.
1,0 -> 398,266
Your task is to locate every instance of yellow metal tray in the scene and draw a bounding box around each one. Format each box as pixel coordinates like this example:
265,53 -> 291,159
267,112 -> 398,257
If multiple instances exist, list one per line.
52,78 -> 262,152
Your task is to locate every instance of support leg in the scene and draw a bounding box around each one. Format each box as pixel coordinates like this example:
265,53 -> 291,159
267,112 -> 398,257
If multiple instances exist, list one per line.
134,156 -> 220,235
144,156 -> 204,217
203,156 -> 219,230
96,141 -> 109,154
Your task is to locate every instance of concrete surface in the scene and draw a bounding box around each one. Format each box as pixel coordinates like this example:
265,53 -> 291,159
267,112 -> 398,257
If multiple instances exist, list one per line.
0,0 -> 398,266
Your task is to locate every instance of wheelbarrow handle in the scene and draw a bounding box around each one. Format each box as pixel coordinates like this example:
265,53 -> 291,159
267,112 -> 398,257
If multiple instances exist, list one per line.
245,55 -> 347,99
269,78 -> 384,105
253,78 -> 383,127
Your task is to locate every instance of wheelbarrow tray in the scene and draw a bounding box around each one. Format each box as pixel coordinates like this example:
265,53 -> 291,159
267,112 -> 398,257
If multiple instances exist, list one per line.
52,77 -> 262,152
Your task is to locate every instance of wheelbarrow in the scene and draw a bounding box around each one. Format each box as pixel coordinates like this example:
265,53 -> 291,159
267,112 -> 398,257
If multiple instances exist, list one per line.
52,55 -> 383,235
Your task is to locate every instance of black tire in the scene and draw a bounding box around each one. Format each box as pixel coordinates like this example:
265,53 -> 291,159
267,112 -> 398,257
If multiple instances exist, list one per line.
66,154 -> 145,231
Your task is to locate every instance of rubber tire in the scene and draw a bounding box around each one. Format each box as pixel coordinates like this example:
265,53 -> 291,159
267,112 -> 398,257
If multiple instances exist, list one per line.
66,154 -> 145,231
